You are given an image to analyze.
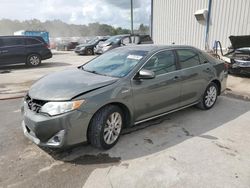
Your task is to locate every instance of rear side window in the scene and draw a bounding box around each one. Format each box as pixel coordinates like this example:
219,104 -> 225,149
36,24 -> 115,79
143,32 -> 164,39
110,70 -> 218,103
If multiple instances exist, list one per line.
199,53 -> 208,64
177,49 -> 200,69
26,38 -> 42,45
2,38 -> 25,46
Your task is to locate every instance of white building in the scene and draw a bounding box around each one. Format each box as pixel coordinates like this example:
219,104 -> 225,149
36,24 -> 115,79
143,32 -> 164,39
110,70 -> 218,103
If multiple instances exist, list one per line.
152,0 -> 250,50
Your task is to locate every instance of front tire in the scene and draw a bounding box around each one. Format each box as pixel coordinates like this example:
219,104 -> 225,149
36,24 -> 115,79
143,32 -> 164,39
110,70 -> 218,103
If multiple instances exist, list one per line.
88,105 -> 123,150
197,82 -> 218,110
26,54 -> 41,67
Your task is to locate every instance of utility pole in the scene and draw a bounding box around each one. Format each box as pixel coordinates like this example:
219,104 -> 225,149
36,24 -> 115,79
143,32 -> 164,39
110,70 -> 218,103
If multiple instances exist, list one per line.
131,0 -> 134,35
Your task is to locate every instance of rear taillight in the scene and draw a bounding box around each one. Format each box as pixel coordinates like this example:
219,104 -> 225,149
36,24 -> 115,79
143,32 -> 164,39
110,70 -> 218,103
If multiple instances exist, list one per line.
45,43 -> 50,49
224,62 -> 229,70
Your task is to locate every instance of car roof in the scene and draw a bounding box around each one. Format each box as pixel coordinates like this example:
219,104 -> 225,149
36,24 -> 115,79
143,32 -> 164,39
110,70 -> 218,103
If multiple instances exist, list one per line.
1,35 -> 38,38
0,35 -> 46,43
118,44 -> 199,52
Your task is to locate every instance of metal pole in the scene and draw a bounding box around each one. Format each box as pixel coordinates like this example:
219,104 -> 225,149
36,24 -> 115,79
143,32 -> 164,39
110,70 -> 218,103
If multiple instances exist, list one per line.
150,0 -> 153,38
205,0 -> 212,50
131,0 -> 134,35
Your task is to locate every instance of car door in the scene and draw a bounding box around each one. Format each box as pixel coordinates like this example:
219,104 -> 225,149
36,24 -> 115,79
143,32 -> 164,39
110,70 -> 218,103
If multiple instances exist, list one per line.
0,38 -> 6,65
0,37 -> 26,65
131,50 -> 182,122
176,49 -> 213,107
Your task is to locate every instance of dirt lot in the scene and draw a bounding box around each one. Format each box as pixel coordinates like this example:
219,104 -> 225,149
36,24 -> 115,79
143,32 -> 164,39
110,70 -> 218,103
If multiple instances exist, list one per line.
0,96 -> 250,188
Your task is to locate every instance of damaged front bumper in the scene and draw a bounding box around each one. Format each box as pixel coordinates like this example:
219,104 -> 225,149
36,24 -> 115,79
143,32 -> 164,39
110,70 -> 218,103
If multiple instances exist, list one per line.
228,59 -> 250,75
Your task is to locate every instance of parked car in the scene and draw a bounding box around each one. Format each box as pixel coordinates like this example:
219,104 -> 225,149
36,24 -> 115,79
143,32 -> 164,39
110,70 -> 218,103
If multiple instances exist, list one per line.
224,35 -> 250,75
21,45 -> 227,150
56,41 -> 79,51
75,37 -> 109,55
94,34 -> 153,54
0,36 -> 52,67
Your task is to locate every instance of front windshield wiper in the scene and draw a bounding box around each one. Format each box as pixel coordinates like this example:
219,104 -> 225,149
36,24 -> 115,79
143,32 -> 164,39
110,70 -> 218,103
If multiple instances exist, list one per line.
81,67 -> 110,77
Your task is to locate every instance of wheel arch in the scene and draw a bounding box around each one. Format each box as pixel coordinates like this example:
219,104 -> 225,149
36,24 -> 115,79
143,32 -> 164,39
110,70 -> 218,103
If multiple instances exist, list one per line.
26,52 -> 41,59
86,101 -> 132,141
211,79 -> 221,95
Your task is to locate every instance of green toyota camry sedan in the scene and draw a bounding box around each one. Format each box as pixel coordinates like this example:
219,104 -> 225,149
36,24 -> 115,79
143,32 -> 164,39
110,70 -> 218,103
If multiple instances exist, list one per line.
21,45 -> 228,150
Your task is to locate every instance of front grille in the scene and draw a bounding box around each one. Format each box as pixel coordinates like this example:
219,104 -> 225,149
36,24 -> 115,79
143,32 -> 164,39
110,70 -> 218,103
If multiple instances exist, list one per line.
25,95 -> 47,113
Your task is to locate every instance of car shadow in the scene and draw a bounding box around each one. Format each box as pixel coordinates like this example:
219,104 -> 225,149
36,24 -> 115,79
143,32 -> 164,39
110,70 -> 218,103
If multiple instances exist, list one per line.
0,62 -> 71,71
42,97 -> 250,165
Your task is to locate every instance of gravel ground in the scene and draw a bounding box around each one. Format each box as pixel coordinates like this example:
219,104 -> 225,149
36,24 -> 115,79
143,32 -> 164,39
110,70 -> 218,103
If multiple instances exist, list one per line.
0,96 -> 249,188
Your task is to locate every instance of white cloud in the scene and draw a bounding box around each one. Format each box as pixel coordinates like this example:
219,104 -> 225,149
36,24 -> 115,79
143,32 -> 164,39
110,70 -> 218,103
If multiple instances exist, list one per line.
0,0 -> 151,28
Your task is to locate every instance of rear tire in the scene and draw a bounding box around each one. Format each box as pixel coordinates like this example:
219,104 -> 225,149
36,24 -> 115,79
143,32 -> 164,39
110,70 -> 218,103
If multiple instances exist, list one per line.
26,54 -> 41,67
88,105 -> 123,150
197,82 -> 218,110
86,48 -> 93,55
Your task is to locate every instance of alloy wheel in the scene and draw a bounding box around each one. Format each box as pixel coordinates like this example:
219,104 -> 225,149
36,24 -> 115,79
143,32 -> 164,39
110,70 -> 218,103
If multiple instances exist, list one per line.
103,112 -> 122,145
29,55 -> 40,66
205,85 -> 217,107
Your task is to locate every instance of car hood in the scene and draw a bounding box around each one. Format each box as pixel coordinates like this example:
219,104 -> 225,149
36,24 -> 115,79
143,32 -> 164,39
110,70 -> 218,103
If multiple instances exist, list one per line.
229,35 -> 250,49
28,69 -> 118,101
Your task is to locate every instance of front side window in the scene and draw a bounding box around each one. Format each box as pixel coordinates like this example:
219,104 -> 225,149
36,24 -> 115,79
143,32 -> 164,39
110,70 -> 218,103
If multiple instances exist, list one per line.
177,49 -> 200,69
143,50 -> 176,76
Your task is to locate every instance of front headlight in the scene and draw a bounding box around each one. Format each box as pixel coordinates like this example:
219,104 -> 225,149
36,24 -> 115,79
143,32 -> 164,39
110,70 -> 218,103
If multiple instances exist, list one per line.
80,47 -> 85,50
40,100 -> 85,116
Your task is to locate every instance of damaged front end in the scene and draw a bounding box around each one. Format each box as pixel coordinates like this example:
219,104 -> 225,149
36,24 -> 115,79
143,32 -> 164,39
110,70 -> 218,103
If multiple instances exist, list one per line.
225,36 -> 250,75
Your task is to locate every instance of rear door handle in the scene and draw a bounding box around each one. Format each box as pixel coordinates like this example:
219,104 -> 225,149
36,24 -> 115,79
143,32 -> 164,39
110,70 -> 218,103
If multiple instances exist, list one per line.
172,76 -> 180,80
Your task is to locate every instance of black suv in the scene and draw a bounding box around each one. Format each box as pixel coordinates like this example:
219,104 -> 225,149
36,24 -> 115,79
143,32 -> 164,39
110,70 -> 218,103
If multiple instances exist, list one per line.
0,36 -> 52,67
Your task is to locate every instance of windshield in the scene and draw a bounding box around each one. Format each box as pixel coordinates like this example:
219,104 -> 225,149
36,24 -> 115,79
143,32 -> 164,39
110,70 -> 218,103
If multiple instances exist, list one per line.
105,36 -> 124,44
82,48 -> 148,78
87,39 -> 99,44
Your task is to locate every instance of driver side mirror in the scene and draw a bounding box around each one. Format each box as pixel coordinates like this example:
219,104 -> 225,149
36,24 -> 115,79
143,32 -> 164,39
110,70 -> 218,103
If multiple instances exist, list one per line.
135,69 -> 155,80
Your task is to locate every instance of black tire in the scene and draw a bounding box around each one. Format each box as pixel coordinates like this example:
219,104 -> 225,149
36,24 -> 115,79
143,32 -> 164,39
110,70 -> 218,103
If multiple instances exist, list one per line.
26,54 -> 41,67
86,48 -> 93,55
197,82 -> 218,110
88,105 -> 123,150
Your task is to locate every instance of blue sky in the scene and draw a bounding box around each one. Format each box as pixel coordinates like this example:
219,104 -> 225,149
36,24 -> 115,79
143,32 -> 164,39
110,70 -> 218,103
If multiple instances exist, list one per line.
0,0 -> 151,28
